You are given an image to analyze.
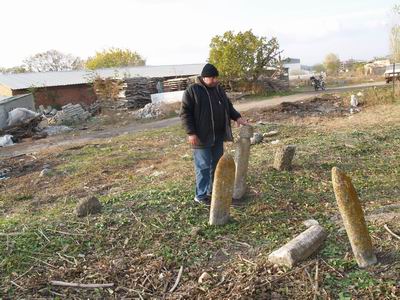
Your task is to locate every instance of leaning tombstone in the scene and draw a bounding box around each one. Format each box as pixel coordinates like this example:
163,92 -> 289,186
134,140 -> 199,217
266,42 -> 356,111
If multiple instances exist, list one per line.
331,167 -> 377,268
209,154 -> 235,226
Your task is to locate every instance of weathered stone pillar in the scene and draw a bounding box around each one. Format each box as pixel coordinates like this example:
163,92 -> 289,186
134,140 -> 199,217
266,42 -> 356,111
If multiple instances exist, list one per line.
268,224 -> 327,268
332,167 -> 377,268
273,145 -> 296,171
233,125 -> 254,200
209,154 -> 235,226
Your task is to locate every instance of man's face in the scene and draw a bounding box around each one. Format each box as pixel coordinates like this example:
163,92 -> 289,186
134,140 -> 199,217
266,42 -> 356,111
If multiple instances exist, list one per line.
202,76 -> 218,87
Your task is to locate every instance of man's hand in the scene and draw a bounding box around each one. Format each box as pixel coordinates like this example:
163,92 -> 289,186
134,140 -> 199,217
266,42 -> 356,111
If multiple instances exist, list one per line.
188,134 -> 200,146
235,117 -> 249,127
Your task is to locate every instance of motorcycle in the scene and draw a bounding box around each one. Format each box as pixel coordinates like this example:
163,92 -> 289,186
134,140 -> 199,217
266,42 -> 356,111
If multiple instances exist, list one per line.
310,76 -> 326,91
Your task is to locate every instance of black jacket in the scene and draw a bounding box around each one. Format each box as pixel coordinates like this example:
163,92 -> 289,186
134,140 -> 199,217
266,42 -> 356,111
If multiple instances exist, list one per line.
180,77 -> 241,148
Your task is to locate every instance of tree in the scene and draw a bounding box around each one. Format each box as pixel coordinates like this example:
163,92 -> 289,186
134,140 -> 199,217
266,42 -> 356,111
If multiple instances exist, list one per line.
23,50 -> 83,72
209,30 -> 282,85
323,53 -> 341,75
0,66 -> 28,74
390,5 -> 400,62
86,48 -> 145,70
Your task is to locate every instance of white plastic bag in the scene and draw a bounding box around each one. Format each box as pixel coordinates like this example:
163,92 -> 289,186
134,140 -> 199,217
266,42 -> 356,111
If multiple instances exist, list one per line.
350,95 -> 359,107
0,135 -> 14,147
7,108 -> 39,127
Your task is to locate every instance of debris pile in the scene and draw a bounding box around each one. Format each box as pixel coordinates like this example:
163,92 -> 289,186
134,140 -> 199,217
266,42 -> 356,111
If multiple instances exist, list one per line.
132,103 -> 165,119
49,103 -> 91,125
41,125 -> 73,136
0,109 -> 44,143
38,105 -> 58,117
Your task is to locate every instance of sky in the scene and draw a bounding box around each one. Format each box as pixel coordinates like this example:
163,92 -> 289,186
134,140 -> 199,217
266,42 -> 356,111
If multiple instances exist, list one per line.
0,0 -> 397,68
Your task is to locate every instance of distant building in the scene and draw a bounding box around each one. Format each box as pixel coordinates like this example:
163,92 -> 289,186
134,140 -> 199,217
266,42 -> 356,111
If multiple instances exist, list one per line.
364,59 -> 390,76
0,64 -> 204,108
283,58 -> 314,79
283,58 -> 301,74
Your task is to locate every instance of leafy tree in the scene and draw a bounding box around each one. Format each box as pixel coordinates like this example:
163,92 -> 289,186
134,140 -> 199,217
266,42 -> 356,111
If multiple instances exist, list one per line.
209,30 -> 282,85
23,50 -> 83,72
86,48 -> 145,70
323,53 -> 341,75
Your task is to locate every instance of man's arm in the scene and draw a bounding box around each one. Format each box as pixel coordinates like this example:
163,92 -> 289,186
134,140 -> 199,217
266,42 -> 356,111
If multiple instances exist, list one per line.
180,89 -> 196,134
180,89 -> 200,145
220,87 -> 248,125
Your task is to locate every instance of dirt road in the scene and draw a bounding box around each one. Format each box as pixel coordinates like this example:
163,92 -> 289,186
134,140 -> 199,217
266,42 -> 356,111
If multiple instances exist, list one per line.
0,81 -> 386,158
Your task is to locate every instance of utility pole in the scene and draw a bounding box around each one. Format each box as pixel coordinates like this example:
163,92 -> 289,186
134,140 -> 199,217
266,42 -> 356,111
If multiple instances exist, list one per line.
393,63 -> 396,99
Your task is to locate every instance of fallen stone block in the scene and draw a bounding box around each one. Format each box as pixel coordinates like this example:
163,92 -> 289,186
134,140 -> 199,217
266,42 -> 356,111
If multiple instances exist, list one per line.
263,130 -> 279,138
268,224 -> 327,268
75,196 -> 102,217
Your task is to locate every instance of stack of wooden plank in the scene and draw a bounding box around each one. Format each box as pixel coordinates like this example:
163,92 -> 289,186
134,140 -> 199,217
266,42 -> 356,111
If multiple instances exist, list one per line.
123,77 -> 162,109
163,77 -> 190,92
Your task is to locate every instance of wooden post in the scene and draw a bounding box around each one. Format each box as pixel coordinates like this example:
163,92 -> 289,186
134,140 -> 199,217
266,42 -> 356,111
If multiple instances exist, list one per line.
331,167 -> 377,268
233,125 -> 254,200
209,154 -> 235,226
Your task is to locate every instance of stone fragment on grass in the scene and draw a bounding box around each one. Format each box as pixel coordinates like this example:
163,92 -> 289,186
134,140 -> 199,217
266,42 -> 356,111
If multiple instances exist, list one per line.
268,224 -> 327,268
198,272 -> 212,284
39,168 -> 52,177
250,132 -> 263,145
75,196 -> 102,217
273,145 -> 296,171
263,130 -> 279,138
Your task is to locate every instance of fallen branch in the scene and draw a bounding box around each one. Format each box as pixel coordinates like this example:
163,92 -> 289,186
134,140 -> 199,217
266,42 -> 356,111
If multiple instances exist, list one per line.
321,258 -> 344,278
10,280 -> 25,290
0,232 -> 24,236
169,266 -> 183,293
50,280 -> 114,288
384,224 -> 400,240
313,261 -> 319,300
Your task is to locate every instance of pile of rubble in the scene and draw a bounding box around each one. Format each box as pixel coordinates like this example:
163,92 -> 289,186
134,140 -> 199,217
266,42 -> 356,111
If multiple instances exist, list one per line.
0,103 -> 93,147
38,105 -> 58,117
0,108 -> 44,144
132,103 -> 165,119
49,103 -> 91,125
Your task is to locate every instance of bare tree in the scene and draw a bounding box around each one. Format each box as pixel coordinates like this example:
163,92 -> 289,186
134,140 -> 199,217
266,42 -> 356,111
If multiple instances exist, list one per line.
23,50 -> 83,72
390,5 -> 400,63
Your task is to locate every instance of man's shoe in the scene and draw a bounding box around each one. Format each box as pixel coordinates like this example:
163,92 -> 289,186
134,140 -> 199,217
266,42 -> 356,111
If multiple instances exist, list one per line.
194,197 -> 211,206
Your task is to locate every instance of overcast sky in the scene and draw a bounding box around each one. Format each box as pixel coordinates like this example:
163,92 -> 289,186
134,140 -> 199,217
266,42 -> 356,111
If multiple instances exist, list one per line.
0,0 -> 397,68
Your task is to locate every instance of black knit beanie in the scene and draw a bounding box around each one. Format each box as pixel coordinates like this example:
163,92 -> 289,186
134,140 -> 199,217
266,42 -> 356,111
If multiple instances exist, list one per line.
201,63 -> 219,77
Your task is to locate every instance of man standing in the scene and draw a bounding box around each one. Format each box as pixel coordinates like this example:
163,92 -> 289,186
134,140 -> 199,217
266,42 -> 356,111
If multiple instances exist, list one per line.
180,63 -> 248,205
